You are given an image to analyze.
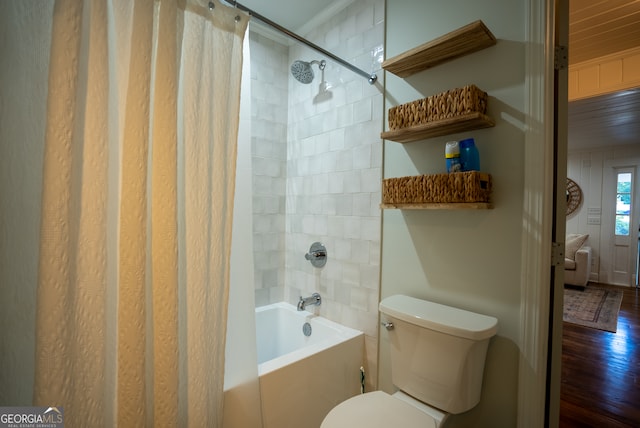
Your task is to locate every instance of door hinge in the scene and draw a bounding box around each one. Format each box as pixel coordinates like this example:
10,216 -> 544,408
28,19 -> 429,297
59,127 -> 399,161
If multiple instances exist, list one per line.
555,45 -> 568,70
551,242 -> 565,266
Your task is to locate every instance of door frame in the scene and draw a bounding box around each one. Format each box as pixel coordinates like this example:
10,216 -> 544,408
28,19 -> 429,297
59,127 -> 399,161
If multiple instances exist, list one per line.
516,0 -> 565,427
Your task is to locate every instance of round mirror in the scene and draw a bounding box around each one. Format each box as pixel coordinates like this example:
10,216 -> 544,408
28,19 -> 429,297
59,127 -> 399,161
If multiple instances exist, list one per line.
566,178 -> 582,216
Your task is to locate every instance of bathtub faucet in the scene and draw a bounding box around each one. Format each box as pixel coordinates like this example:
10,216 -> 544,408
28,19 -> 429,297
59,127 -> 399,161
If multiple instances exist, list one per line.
297,293 -> 322,311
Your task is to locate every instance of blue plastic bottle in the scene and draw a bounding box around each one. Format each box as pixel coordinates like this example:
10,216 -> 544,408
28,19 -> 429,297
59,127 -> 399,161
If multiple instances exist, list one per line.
459,138 -> 480,172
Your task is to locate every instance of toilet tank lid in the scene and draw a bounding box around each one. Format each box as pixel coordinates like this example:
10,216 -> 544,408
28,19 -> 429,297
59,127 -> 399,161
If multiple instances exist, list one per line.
379,295 -> 498,340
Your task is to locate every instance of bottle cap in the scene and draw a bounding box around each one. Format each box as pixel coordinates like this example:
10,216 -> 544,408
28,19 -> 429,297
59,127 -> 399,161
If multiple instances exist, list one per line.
459,138 -> 475,148
445,141 -> 459,158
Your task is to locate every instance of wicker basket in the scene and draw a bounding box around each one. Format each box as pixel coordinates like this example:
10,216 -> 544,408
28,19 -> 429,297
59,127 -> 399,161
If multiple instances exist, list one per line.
388,85 -> 488,131
382,172 -> 491,204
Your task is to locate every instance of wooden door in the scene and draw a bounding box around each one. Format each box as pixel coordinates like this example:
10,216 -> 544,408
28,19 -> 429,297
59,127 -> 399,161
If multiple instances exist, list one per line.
606,166 -> 638,286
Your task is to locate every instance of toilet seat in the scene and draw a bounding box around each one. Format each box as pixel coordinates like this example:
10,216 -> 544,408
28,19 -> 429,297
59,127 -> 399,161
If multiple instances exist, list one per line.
321,391 -> 437,428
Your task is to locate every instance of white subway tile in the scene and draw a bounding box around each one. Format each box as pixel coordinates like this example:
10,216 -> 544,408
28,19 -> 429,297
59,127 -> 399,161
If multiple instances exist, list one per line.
331,84 -> 347,107
369,192 -> 381,216
262,233 -> 281,251
301,136 -> 315,157
302,215 -> 315,234
327,216 -> 345,237
346,80 -> 364,104
295,157 -> 310,177
321,151 -> 337,173
353,145 -> 372,170
368,238 -> 380,263
254,289 -> 270,307
342,262 -> 361,285
329,128 -> 345,151
332,281 -> 350,305
343,217 -> 362,239
353,98 -> 373,123
343,171 -> 362,193
364,28 -> 384,60
328,172 -> 344,194
351,240 -> 370,264
321,194 -> 337,215
325,26 -> 340,49
269,286 -> 284,304
314,173 -> 329,194
370,140 -> 383,165
353,193 -> 372,216
350,287 -> 370,311
336,103 -> 354,128
252,195 -> 265,214
252,138 -> 270,158
360,167 -> 381,193
347,34 -> 364,56
335,149 -> 353,171
308,197 -> 323,216
360,264 -> 380,289
361,217 -> 380,241
336,194 -> 354,216
315,216 -> 328,235
322,108 -> 338,132
253,175 -> 272,195
339,14 -> 357,45
334,238 -> 352,261
356,5 -> 374,33
308,154 -> 323,174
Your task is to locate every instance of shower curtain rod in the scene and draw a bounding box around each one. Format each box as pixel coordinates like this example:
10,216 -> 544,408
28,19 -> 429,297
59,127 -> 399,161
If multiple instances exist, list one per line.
223,0 -> 378,84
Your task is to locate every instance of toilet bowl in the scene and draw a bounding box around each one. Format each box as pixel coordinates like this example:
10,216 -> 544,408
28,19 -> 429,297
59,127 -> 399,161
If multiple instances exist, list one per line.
321,390 -> 444,428
321,295 -> 498,428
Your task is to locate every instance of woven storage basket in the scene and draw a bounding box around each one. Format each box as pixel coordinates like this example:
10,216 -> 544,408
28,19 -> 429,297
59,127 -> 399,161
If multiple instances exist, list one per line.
388,85 -> 488,131
382,172 -> 491,204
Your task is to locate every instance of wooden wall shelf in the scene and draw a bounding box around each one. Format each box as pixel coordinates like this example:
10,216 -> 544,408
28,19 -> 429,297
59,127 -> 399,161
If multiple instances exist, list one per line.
381,112 -> 495,143
380,202 -> 493,210
382,20 -> 496,78
380,20 -> 497,210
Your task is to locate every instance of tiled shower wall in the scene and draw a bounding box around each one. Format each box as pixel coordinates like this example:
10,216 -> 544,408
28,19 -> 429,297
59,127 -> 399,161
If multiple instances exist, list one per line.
249,0 -> 384,390
285,0 -> 384,390
249,31 -> 288,307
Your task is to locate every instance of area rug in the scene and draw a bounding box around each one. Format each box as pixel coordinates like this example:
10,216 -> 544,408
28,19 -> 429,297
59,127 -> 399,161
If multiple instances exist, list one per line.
563,287 -> 623,333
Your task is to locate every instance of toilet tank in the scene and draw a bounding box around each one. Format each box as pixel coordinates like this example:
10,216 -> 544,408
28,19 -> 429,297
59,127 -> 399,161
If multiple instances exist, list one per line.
379,295 -> 498,414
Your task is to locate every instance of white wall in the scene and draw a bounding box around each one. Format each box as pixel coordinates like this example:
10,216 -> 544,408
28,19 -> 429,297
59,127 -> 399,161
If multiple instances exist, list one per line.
0,1 -> 52,405
568,144 -> 640,285
381,1 -> 525,426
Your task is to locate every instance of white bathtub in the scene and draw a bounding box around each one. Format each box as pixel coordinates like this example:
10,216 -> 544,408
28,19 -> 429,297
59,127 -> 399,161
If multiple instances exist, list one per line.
255,302 -> 364,428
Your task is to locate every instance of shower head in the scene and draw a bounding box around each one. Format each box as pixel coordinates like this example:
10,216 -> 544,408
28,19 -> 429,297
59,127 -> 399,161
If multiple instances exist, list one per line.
291,60 -> 326,84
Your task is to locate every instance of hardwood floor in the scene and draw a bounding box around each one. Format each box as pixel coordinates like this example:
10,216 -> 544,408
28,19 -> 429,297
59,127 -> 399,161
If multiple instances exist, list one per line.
560,283 -> 640,427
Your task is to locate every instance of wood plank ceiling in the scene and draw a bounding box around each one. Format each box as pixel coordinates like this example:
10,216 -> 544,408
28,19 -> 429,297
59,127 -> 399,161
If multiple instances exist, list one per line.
568,0 -> 640,149
568,88 -> 640,149
570,0 -> 640,64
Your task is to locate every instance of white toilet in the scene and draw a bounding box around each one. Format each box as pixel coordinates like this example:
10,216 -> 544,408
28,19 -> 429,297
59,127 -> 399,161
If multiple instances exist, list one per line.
321,294 -> 498,428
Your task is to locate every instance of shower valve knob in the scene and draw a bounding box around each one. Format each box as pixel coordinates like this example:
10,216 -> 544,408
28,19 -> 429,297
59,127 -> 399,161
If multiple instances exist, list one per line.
305,242 -> 327,268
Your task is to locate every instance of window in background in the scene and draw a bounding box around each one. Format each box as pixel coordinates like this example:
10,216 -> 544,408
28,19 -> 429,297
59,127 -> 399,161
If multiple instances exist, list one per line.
615,172 -> 632,236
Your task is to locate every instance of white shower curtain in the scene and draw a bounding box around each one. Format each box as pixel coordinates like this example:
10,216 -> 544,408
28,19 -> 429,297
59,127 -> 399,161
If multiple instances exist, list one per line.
33,0 -> 248,426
